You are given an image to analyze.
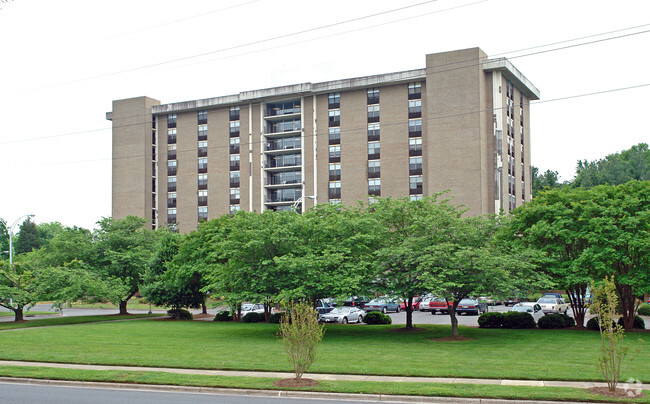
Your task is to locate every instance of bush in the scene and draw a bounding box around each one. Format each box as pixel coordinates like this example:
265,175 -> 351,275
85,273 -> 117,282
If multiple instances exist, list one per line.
167,308 -> 193,320
241,312 -> 265,323
267,312 -> 285,324
502,311 -> 536,329
637,304 -> 650,316
213,310 -> 232,322
618,316 -> 645,330
586,317 -> 616,331
562,314 -> 576,327
478,312 -> 504,328
363,312 -> 392,325
537,314 -> 567,329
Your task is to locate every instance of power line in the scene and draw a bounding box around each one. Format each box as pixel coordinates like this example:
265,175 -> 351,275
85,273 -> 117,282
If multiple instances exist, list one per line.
3,81 -> 648,169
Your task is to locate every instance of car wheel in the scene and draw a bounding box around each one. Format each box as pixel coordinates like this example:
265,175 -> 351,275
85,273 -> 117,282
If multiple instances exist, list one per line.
396,306 -> 400,313
382,307 -> 387,314
357,315 -> 363,323
431,310 -> 436,315
342,317 -> 348,324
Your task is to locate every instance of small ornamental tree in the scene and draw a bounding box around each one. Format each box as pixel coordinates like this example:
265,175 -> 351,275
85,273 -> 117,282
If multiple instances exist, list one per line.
279,301 -> 324,383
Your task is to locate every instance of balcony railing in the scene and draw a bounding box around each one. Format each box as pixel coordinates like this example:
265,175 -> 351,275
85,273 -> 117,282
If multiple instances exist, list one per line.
266,177 -> 301,185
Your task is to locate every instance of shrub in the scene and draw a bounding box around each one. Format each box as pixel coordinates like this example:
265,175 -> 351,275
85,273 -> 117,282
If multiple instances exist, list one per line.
167,308 -> 193,320
478,312 -> 504,328
637,304 -> 650,316
537,314 -> 567,329
267,312 -> 285,324
502,311 -> 536,329
213,310 -> 232,322
241,312 -> 265,323
587,317 -> 616,331
279,302 -> 324,382
562,314 -> 576,327
618,316 -> 645,330
363,311 -> 392,325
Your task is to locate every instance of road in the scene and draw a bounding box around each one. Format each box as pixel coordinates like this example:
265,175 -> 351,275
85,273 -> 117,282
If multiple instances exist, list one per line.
0,382 -> 413,404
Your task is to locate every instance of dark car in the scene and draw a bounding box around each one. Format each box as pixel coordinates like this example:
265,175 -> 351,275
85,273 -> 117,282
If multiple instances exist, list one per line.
342,296 -> 370,308
455,299 -> 488,315
315,300 -> 334,315
503,297 -> 521,307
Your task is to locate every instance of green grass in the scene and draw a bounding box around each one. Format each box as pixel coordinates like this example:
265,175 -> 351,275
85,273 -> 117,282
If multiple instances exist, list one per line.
0,366 -> 647,403
0,311 -> 55,317
0,314 -> 163,330
0,321 -> 647,383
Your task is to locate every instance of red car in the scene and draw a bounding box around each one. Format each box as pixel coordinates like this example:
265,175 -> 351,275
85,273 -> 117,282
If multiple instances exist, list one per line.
420,297 -> 453,314
400,296 -> 425,310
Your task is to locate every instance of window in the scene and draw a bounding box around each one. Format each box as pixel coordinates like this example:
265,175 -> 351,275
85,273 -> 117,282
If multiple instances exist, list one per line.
329,163 -> 341,181
230,171 -> 240,187
198,141 -> 208,157
167,128 -> 177,144
328,110 -> 340,127
229,106 -> 240,121
198,173 -> 208,189
198,110 -> 207,124
408,119 -> 422,136
329,127 -> 340,144
229,137 -> 240,154
368,141 -> 380,159
229,154 -> 240,170
408,100 -> 422,118
329,199 -> 341,205
229,120 -> 240,136
329,145 -> 340,162
367,88 -> 379,105
367,123 -> 380,141
167,176 -> 177,191
230,188 -> 240,203
167,143 -> 177,160
167,208 -> 177,223
409,156 -> 422,175
367,105 -> 380,123
368,178 -> 381,196
410,194 -> 423,201
409,137 -> 422,156
409,175 -> 423,194
198,206 -> 208,221
198,157 -> 208,173
268,118 -> 300,133
230,204 -> 240,214
266,100 -> 300,116
167,160 -> 177,175
368,160 -> 380,178
167,114 -> 177,128
328,92 -> 340,109
198,124 -> 207,141
408,82 -> 422,99
167,192 -> 176,207
268,153 -> 300,168
198,189 -> 208,206
329,181 -> 341,199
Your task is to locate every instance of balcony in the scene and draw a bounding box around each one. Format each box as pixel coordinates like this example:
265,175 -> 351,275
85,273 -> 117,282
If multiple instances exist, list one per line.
230,179 -> 240,188
409,148 -> 422,157
167,168 -> 177,176
230,161 -> 240,171
368,152 -> 380,160
198,165 -> 208,174
198,149 -> 207,158
168,135 -> 177,144
198,197 -> 207,206
198,182 -> 208,190
230,197 -> 240,204
409,110 -> 422,119
409,186 -> 423,195
266,139 -> 300,152
266,177 -> 301,186
409,168 -> 423,176
368,170 -> 380,179
367,115 -> 379,123
229,145 -> 240,154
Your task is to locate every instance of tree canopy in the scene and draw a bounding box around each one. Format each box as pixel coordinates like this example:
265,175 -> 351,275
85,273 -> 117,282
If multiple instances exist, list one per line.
574,143 -> 649,188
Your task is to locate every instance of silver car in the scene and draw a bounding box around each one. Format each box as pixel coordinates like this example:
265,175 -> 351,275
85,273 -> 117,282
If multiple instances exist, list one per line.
510,302 -> 545,323
319,306 -> 365,324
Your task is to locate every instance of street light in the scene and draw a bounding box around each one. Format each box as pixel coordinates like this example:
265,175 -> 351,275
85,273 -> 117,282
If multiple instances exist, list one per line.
8,214 -> 35,269
292,195 -> 316,212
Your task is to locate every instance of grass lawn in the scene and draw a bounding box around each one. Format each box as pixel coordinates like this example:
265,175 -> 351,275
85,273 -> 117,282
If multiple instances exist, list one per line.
0,366 -> 647,403
0,314 -> 163,331
0,321 -> 647,383
0,311 -> 55,317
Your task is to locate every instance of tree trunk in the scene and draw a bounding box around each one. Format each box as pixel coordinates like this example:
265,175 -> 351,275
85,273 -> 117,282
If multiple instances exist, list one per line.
119,300 -> 129,315
616,283 -> 635,330
202,302 -> 208,314
405,296 -> 413,329
566,285 -> 587,328
14,308 -> 24,322
449,308 -> 459,337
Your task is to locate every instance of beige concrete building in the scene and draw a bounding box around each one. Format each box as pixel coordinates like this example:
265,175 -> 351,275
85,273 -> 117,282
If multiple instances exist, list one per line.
107,47 -> 539,233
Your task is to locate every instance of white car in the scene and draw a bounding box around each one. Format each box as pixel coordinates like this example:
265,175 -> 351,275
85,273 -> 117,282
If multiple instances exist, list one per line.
241,303 -> 269,317
319,306 -> 365,324
510,302 -> 545,323
536,297 -> 570,314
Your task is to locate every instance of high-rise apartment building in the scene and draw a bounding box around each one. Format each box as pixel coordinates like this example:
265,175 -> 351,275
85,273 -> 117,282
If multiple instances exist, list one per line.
108,47 -> 539,233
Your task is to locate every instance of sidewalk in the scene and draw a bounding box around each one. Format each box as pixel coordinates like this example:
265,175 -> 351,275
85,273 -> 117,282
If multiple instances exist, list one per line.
0,360 -> 646,391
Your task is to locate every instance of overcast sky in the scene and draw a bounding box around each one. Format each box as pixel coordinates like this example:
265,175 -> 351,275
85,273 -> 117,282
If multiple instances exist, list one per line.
1,0 -> 648,230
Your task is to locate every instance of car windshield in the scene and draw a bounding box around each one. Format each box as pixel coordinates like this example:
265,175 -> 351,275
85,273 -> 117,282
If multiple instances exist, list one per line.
241,304 -> 254,311
512,304 -> 533,312
329,307 -> 350,314
459,299 -> 475,304
367,300 -> 385,304
538,298 -> 556,303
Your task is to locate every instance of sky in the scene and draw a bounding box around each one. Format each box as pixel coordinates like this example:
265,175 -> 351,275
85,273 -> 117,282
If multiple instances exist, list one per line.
0,0 -> 648,230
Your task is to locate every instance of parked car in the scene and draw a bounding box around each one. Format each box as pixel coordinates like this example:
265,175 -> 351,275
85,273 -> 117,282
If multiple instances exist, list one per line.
542,292 -> 563,299
315,299 -> 335,315
363,299 -> 400,313
319,306 -> 365,324
342,296 -> 370,308
420,297 -> 451,314
503,297 -> 521,307
400,296 -> 426,310
479,296 -> 500,306
510,302 -> 545,323
241,303 -> 266,317
536,297 -> 570,314
455,299 -> 488,315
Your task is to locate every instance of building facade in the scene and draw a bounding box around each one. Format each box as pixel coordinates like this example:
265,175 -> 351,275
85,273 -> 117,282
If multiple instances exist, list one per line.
108,47 -> 539,233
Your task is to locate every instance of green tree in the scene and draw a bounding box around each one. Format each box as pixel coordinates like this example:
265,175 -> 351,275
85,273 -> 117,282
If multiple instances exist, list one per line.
90,216 -> 158,314
532,166 -> 563,196
14,218 -> 41,254
0,219 -> 8,260
279,301 -> 325,383
573,143 -> 649,188
510,187 -> 595,328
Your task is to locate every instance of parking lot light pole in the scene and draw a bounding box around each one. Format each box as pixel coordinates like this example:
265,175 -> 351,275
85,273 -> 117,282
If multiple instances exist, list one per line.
292,195 -> 315,213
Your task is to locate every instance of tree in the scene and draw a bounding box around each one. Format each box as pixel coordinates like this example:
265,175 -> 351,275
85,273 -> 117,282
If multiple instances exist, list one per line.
90,216 -> 158,314
370,196 -> 459,329
0,219 -> 8,260
509,187 -> 595,328
532,166 -> 563,196
573,143 -> 649,189
419,215 -> 543,337
14,218 -> 41,254
279,301 -> 324,383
